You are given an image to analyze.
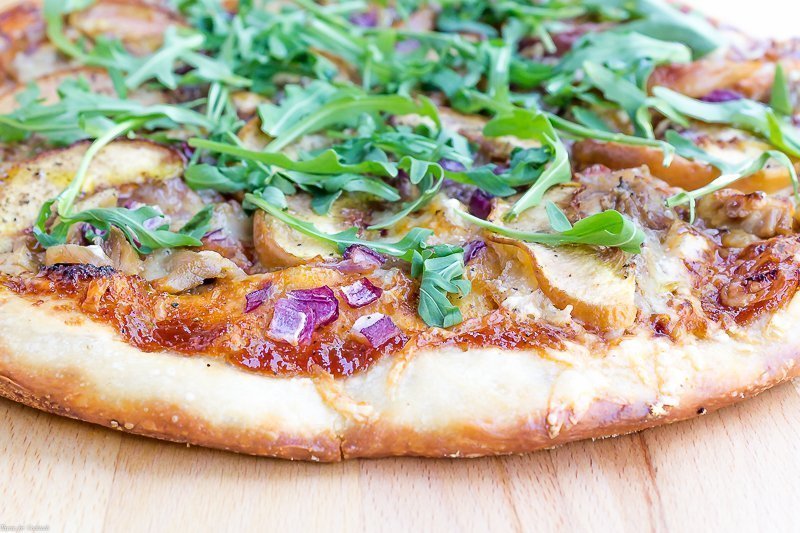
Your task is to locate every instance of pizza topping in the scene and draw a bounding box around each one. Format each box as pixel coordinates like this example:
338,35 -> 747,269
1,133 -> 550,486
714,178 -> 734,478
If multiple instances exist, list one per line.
288,286 -> 340,328
268,298 -> 316,347
463,240 -> 487,264
336,245 -> 386,273
468,189 -> 494,220
695,190 -> 795,242
352,313 -> 402,349
702,236 -> 800,325
44,244 -> 113,268
701,89 -> 745,103
340,279 -> 383,309
150,250 -> 245,294
3,0 -> 800,379
244,284 -> 272,313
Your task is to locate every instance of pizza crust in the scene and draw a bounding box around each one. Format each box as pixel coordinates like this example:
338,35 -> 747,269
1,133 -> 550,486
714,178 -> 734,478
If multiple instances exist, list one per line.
2,285 -> 798,461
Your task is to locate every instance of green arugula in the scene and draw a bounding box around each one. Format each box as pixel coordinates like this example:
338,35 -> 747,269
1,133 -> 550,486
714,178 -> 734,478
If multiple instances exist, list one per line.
457,203 -> 646,254
664,132 -> 798,220
652,87 -> 800,158
770,64 -> 793,117
599,0 -> 723,58
34,202 -> 211,254
244,189 -> 470,327
44,0 -> 249,91
0,78 -> 212,145
481,108 -> 572,220
411,245 -> 471,329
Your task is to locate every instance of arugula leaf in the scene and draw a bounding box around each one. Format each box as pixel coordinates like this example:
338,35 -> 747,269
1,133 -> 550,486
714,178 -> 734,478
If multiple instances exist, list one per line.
267,93 -> 440,152
189,138 -> 398,177
411,246 -> 471,328
582,61 -> 654,138
546,113 -> 675,165
771,64 -> 793,116
550,32 -> 691,90
664,132 -> 798,221
177,205 -> 215,240
45,0 -> 249,91
0,78 -> 212,144
245,189 -> 471,327
56,118 -> 145,217
653,87 -> 800,158
243,190 -> 431,261
34,204 -> 207,254
604,0 -> 723,58
482,108 -> 572,220
257,81 -> 340,137
456,206 -> 646,254
571,107 -> 614,133
368,158 -> 444,230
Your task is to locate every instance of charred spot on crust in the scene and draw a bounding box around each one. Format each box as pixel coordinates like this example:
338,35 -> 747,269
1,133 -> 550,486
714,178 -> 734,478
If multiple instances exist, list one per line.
697,407 -> 707,415
41,264 -> 116,284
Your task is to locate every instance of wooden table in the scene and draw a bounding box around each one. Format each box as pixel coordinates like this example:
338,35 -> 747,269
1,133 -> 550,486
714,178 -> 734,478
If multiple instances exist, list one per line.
2,1 -> 798,532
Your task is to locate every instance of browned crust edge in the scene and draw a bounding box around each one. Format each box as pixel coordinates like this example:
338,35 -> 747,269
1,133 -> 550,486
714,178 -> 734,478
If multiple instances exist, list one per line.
341,361 -> 800,459
3,342 -> 798,461
0,358 -> 344,462
2,283 -> 799,461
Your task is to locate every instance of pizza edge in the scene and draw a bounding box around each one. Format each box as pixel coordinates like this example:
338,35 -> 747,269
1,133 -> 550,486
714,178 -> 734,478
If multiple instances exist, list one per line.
2,287 -> 798,461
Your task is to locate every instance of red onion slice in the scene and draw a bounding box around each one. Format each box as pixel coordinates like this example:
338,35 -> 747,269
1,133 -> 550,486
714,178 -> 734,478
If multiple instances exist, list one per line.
268,298 -> 316,346
353,313 -> 401,348
341,278 -> 383,308
700,89 -> 743,103
469,189 -> 494,220
326,244 -> 387,273
343,244 -> 386,266
396,39 -> 421,54
203,228 -> 226,242
244,283 -> 273,313
350,10 -> 378,27
439,158 -> 467,172
288,285 -> 339,327
143,215 -> 171,231
463,240 -> 487,264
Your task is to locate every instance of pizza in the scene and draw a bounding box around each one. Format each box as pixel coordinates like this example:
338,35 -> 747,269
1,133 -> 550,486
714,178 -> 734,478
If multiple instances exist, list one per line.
0,0 -> 799,461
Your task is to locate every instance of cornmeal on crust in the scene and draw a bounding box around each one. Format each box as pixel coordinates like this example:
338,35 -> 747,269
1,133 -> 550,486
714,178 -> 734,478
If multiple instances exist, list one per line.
1,0 -> 800,460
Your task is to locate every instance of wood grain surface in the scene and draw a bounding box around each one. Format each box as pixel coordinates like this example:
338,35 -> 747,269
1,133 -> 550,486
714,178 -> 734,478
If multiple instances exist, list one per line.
1,1 -> 798,532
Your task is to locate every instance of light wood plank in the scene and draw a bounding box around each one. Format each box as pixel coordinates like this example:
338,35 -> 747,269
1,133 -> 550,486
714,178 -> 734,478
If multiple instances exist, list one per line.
0,400 -> 121,533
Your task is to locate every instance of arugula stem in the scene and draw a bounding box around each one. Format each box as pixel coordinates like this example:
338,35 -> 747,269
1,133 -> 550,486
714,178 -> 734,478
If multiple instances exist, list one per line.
546,114 -> 675,165
57,118 -> 145,216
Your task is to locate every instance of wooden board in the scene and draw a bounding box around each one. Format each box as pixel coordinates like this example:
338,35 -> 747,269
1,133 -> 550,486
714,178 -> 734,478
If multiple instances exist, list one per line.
1,1 -> 799,532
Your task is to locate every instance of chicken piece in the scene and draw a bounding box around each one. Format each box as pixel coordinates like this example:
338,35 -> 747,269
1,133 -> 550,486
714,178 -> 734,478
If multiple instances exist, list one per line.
45,244 -> 114,267
0,2 -> 46,82
0,66 -> 166,113
118,178 -> 206,230
0,140 -> 184,251
253,195 -> 345,268
68,0 -> 186,55
569,165 -> 676,231
149,250 -> 245,294
0,237 -> 39,275
102,227 -> 143,276
695,190 -> 795,240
